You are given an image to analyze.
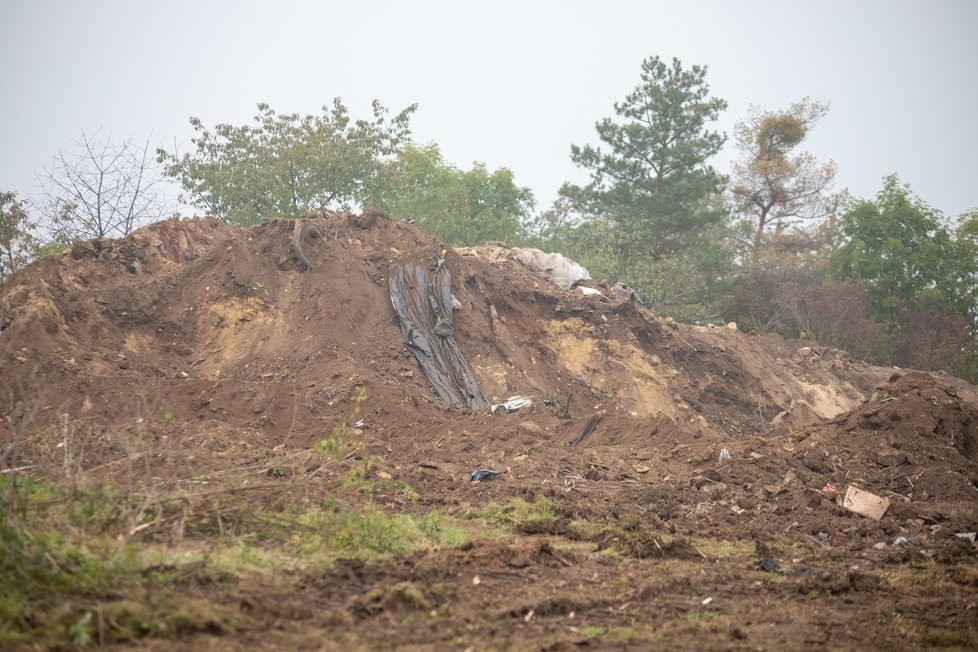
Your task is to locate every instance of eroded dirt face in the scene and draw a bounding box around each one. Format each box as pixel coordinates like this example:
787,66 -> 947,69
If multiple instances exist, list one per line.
2,213 -> 976,650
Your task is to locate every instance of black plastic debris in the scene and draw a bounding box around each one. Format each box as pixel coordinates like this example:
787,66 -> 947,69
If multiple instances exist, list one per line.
756,558 -> 784,574
612,282 -> 645,306
390,256 -> 488,410
470,468 -> 501,483
570,414 -> 602,447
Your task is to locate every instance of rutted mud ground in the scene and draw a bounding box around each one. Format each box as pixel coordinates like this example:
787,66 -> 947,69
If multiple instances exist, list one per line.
2,212 -> 976,650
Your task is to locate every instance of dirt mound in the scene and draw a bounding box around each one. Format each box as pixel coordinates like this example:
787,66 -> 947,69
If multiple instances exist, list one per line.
3,211 -> 978,650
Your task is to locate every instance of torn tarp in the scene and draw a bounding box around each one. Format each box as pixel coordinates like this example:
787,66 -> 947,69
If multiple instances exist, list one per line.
390,258 -> 489,410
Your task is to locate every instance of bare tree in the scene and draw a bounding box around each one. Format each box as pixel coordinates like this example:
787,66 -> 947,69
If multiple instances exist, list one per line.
731,98 -> 836,267
38,130 -> 171,241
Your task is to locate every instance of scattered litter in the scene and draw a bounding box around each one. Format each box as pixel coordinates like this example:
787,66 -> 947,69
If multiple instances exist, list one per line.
756,558 -> 784,574
893,535 -> 913,547
612,281 -> 645,306
491,396 -> 533,414
873,542 -> 888,550
472,575 -> 481,585
956,532 -> 977,543
718,448 -> 731,464
701,597 -> 713,606
578,286 -> 603,297
730,505 -> 745,515
523,609 -> 534,623
843,485 -> 890,521
575,374 -> 585,383
822,482 -> 841,494
354,419 -> 365,428
470,468 -> 501,483
570,414 -> 602,447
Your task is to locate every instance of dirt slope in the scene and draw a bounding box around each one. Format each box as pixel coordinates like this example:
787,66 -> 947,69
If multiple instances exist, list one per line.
2,211 -> 977,650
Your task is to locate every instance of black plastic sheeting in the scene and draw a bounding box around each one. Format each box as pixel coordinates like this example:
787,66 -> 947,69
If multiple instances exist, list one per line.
389,258 -> 489,410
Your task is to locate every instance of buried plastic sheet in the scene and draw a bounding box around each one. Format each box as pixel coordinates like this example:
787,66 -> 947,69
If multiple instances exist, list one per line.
390,258 -> 488,410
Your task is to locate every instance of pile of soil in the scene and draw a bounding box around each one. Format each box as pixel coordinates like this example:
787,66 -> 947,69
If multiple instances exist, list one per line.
2,210 -> 977,649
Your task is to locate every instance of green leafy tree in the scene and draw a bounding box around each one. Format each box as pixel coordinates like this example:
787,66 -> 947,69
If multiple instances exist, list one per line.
561,56 -> 728,281
832,175 -> 974,323
159,100 -> 416,225
730,98 -> 837,266
831,176 -> 977,378
0,191 -> 35,281
370,143 -> 534,246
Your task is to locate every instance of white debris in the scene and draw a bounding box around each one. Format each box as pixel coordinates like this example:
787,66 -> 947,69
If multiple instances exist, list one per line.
491,396 -> 533,414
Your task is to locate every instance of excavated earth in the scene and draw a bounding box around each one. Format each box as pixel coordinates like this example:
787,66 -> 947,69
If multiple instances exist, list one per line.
2,211 -> 977,650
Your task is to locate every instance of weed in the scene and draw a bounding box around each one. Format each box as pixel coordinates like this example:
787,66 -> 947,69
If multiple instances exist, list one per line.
463,497 -> 561,527
543,393 -> 571,419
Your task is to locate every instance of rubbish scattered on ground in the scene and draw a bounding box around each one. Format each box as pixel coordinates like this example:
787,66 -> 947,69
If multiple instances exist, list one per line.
491,396 -> 533,414
756,558 -> 784,574
842,486 -> 890,521
472,575 -> 481,585
873,542 -> 888,550
570,415 -> 602,447
956,532 -> 977,543
578,286 -> 603,297
354,419 -> 365,428
893,535 -> 914,546
718,448 -> 731,464
612,282 -> 645,306
822,482 -> 841,494
470,468 -> 501,483
390,259 -> 488,409
701,597 -> 713,606
575,374 -> 585,383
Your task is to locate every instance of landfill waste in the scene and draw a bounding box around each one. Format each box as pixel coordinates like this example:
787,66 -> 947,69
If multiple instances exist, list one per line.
578,286 -> 603,297
570,415 -> 602,447
718,448 -> 731,464
389,257 -> 488,409
956,532 -> 977,543
842,486 -> 890,521
756,558 -> 785,574
470,468 -> 501,483
512,248 -> 591,290
491,396 -> 533,414
612,282 -> 644,306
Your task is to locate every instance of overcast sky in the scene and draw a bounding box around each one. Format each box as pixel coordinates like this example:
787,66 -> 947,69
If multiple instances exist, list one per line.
2,0 -> 976,221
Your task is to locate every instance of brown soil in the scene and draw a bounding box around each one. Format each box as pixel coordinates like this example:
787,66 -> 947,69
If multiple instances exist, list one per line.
2,211 -> 977,650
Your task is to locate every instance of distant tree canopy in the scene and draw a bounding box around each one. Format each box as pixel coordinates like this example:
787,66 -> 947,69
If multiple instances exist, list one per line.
38,130 -> 170,241
0,191 -> 35,281
832,175 -> 977,328
159,100 -> 417,225
536,55 -> 731,322
730,98 -> 836,266
368,143 -> 534,247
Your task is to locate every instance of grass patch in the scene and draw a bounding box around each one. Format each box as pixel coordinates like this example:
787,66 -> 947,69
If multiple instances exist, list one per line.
462,497 -> 561,527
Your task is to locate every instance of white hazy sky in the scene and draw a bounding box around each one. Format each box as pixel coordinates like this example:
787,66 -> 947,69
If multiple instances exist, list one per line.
2,0 -> 976,220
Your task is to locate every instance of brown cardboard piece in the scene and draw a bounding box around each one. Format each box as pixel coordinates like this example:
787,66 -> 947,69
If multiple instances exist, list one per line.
843,485 -> 890,521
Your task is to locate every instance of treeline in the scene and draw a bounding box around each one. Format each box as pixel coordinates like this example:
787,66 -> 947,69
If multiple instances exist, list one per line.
2,57 -> 976,380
